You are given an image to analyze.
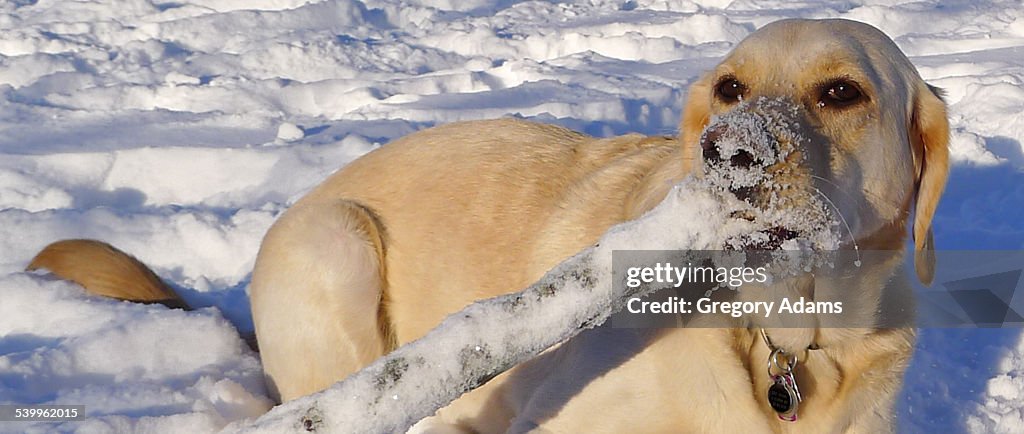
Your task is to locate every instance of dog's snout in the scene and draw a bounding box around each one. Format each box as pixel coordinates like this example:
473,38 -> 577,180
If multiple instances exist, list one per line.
701,124 -> 760,169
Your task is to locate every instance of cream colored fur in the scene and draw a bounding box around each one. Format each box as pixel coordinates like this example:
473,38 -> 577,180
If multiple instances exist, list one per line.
29,18 -> 949,434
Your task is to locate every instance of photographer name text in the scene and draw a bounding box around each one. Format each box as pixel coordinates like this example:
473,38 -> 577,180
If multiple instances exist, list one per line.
626,296 -> 843,318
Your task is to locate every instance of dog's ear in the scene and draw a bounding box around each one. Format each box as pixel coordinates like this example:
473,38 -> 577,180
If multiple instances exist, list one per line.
679,73 -> 713,157
911,84 -> 950,286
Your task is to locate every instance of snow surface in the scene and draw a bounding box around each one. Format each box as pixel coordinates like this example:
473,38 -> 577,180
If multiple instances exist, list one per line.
1,0 -> 1023,433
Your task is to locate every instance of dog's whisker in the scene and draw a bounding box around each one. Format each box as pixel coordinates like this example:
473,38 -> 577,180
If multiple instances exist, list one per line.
808,175 -> 857,205
810,186 -> 861,263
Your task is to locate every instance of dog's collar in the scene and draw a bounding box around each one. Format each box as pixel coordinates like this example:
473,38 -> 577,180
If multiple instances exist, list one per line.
759,328 -> 822,353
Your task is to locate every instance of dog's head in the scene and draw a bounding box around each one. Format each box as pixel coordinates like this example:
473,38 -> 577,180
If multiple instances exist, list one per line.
680,18 -> 949,285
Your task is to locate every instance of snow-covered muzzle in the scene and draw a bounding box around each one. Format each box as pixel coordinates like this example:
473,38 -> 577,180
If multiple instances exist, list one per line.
699,97 -> 840,251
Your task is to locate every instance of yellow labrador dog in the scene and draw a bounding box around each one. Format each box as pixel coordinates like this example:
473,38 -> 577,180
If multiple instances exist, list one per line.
29,18 -> 948,433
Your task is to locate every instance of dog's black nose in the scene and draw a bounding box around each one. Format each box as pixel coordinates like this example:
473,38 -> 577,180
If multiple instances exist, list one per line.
701,124 -> 757,169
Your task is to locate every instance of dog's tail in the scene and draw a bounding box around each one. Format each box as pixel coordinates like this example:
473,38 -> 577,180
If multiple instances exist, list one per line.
26,239 -> 190,310
27,239 -> 262,351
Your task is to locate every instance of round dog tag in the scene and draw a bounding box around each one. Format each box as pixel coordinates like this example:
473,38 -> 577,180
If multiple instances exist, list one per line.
768,380 -> 795,414
768,374 -> 800,421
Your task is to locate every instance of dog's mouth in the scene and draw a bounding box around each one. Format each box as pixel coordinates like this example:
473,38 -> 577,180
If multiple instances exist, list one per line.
729,210 -> 802,250
728,218 -> 803,251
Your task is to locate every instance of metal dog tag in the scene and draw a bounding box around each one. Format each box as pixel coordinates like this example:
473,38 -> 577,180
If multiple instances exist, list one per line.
768,372 -> 801,421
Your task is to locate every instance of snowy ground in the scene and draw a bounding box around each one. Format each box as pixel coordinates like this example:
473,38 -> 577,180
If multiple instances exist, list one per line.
1,0 -> 1022,433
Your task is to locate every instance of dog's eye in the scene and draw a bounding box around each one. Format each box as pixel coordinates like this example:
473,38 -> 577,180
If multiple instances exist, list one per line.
819,80 -> 864,108
715,77 -> 747,103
